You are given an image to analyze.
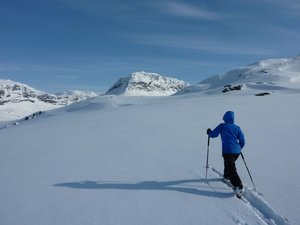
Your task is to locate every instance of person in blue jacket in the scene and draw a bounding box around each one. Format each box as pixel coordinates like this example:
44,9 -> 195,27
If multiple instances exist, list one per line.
207,111 -> 245,193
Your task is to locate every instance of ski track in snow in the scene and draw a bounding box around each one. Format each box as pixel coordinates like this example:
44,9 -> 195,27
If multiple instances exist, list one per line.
210,167 -> 290,225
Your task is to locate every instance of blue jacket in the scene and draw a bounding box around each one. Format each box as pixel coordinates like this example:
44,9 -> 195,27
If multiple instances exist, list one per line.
209,111 -> 245,154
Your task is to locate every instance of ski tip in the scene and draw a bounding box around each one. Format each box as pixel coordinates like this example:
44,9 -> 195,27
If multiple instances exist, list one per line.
235,189 -> 244,199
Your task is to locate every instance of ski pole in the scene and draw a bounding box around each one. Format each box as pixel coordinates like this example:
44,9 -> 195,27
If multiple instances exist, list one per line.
241,152 -> 257,191
205,135 -> 210,179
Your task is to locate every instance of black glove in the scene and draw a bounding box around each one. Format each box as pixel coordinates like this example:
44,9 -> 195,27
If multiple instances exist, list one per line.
207,128 -> 212,135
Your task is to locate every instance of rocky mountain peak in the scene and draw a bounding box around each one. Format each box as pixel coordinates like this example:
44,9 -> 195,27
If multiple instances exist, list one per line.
105,71 -> 189,96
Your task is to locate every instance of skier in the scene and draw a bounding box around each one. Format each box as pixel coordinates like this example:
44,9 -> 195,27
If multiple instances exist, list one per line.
207,111 -> 245,197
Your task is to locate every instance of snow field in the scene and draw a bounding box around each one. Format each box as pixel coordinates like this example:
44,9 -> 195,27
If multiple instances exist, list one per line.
0,93 -> 299,225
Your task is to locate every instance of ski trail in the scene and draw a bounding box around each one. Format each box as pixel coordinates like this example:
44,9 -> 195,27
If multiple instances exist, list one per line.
196,170 -> 233,193
211,167 -> 290,225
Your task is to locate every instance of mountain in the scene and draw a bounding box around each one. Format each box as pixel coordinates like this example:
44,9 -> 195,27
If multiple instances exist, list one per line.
176,56 -> 300,95
105,71 -> 189,96
0,79 -> 98,121
2,56 -> 300,122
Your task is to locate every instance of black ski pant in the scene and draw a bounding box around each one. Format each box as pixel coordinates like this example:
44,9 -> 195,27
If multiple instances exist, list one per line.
223,153 -> 242,188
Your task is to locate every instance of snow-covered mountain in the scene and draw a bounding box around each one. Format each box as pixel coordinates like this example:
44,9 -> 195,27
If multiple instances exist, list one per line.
105,71 -> 189,96
176,56 -> 300,95
2,56 -> 300,122
0,79 -> 98,121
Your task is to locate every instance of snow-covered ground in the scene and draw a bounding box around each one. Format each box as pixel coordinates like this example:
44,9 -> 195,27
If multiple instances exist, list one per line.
0,91 -> 299,225
0,100 -> 60,122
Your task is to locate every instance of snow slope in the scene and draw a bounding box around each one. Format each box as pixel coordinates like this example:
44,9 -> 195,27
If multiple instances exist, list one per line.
0,92 -> 299,225
176,56 -> 300,95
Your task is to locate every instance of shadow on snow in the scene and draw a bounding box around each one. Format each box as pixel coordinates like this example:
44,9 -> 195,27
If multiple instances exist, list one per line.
54,178 -> 233,198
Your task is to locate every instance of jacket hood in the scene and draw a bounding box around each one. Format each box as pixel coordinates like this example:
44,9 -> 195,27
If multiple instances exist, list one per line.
223,111 -> 235,123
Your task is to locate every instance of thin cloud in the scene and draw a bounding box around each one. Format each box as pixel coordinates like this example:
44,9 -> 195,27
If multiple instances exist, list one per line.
0,64 -> 21,72
162,1 -> 220,20
0,63 -> 90,75
130,34 -> 277,56
54,75 -> 81,79
267,24 -> 300,40
263,0 -> 300,9
56,0 -> 130,15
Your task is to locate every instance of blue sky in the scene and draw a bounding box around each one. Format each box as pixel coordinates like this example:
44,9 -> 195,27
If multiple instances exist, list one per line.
1,0 -> 300,93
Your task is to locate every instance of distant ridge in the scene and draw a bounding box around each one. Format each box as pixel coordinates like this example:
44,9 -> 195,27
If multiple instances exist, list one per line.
0,79 -> 98,121
176,56 -> 300,95
1,56 -> 300,122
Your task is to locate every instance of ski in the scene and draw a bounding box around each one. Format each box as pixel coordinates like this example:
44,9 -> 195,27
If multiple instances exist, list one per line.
223,179 -> 245,199
211,167 -> 245,199
235,188 -> 244,199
